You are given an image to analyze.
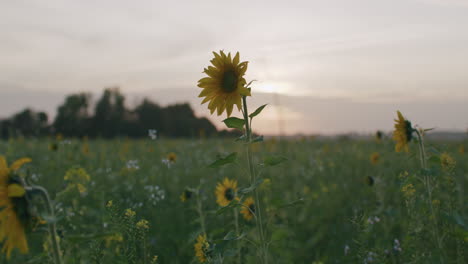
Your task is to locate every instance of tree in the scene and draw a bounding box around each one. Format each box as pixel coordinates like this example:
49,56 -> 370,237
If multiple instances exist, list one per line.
92,87 -> 126,138
134,99 -> 163,137
53,93 -> 91,137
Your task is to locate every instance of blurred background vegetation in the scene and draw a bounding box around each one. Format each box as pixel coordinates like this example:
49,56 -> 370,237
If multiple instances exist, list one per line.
0,87 -> 240,139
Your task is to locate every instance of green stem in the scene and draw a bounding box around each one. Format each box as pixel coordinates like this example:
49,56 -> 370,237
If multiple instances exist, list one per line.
196,190 -> 206,235
242,96 -> 268,264
33,186 -> 63,264
414,130 -> 444,263
415,129 -> 427,169
234,208 -> 241,264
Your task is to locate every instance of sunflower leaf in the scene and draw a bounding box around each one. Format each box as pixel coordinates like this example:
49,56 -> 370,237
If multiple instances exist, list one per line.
208,152 -> 237,168
262,155 -> 288,166
278,198 -> 305,209
249,104 -> 267,119
238,177 -> 263,194
252,136 -> 264,143
223,117 -> 245,130
216,200 -> 241,215
223,230 -> 246,241
235,134 -> 246,142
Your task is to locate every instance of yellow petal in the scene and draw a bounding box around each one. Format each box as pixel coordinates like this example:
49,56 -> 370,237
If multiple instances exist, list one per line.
226,102 -> 234,117
0,157 -> 8,180
7,184 -> 25,198
0,156 -> 7,171
233,52 -> 240,65
239,87 -> 251,96
198,89 -> 214,98
10,158 -> 32,171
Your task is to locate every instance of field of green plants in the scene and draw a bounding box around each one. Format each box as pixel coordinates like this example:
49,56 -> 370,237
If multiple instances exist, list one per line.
0,134 -> 466,263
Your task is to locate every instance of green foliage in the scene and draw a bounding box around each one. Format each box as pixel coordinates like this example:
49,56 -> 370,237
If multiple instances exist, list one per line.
248,104 -> 267,119
208,152 -> 237,168
223,117 -> 245,130
0,138 -> 466,263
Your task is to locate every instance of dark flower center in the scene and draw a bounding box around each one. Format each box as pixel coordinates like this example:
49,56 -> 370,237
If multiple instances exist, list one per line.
366,176 -> 374,186
405,120 -> 413,142
249,203 -> 256,214
224,188 -> 235,201
184,190 -> 192,199
221,70 -> 238,93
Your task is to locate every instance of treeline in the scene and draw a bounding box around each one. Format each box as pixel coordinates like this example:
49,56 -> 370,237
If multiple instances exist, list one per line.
0,87 -> 236,139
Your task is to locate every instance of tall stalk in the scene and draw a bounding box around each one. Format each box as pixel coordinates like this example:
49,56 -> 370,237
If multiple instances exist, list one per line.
242,95 -> 268,264
414,130 -> 444,263
32,186 -> 63,264
234,208 -> 241,264
196,190 -> 206,235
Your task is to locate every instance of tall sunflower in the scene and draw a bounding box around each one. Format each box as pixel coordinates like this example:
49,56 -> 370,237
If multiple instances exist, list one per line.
240,197 -> 255,221
197,51 -> 250,117
215,178 -> 238,207
0,156 -> 32,258
194,234 -> 210,263
392,111 -> 413,152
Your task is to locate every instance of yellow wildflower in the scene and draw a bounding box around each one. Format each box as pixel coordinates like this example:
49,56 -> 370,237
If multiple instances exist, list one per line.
136,219 -> 149,230
125,209 -> 136,218
401,183 -> 416,198
440,152 -> 456,171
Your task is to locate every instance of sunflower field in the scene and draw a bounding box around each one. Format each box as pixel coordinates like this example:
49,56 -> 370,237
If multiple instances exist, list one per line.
0,134 -> 466,263
0,51 -> 466,264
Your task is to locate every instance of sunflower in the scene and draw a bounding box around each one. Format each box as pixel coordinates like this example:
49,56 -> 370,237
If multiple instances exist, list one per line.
375,130 -> 383,142
392,111 -> 413,152
365,176 -> 374,186
167,153 -> 177,163
215,178 -> 238,207
180,188 -> 193,202
0,156 -> 32,258
240,197 -> 255,221
197,51 -> 251,117
370,152 -> 380,165
194,234 -> 210,263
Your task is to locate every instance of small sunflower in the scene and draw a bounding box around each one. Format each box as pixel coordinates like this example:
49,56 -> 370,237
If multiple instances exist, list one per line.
0,156 -> 32,258
370,152 -> 380,165
194,234 -> 210,263
180,188 -> 193,202
365,176 -> 374,186
48,143 -> 58,152
392,111 -> 414,152
197,50 -> 251,117
375,130 -> 383,142
240,197 -> 255,221
167,153 -> 177,163
215,178 -> 238,207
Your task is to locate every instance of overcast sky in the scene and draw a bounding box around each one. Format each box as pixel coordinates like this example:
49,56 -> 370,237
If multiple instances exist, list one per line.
1,0 -> 467,135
